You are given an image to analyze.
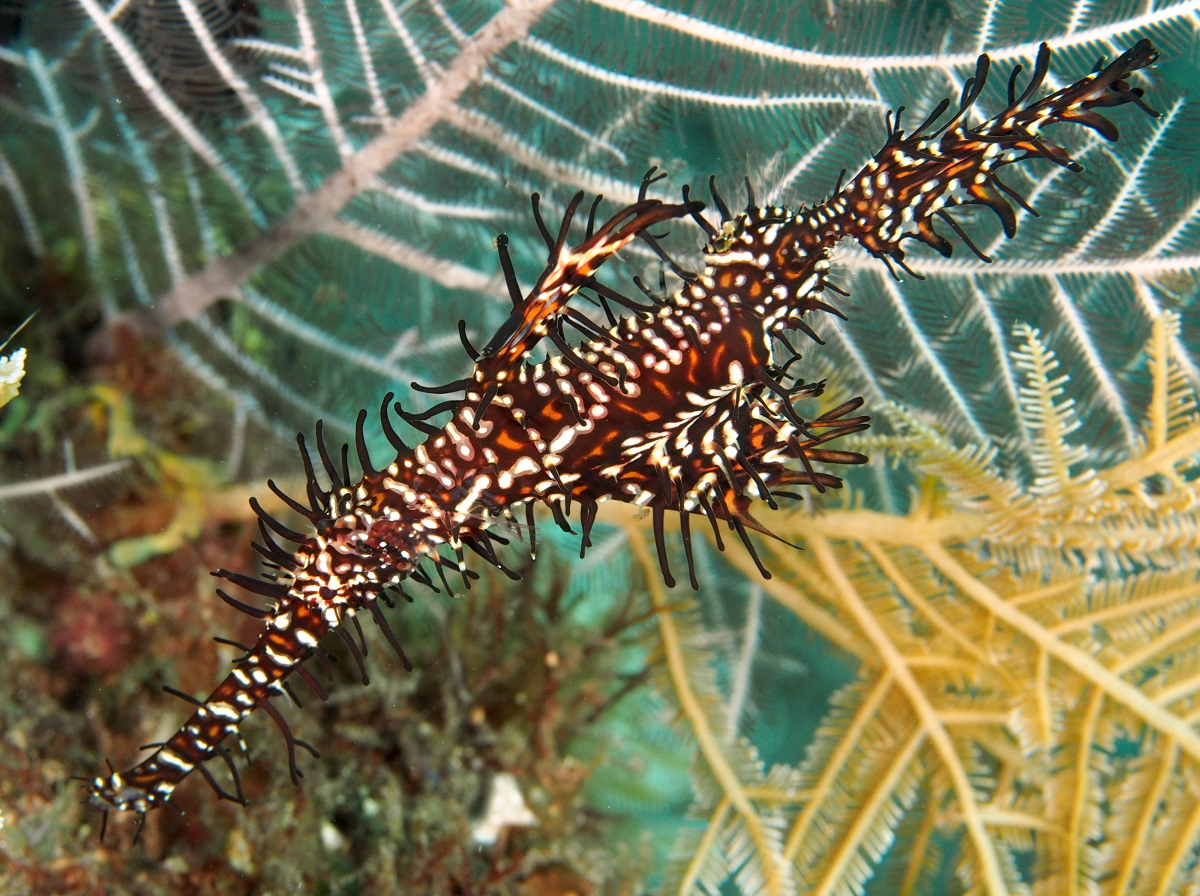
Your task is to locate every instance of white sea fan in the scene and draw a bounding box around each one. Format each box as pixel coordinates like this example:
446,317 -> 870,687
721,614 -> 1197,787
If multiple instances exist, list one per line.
2,1 -> 1194,491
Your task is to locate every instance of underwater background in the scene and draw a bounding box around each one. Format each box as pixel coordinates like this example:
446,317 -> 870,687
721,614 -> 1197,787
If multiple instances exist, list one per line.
1,1 -> 1200,893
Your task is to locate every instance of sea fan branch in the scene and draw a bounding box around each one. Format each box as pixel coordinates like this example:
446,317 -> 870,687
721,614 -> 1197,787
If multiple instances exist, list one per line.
0,147 -> 45,256
441,105 -> 641,202
0,460 -> 132,501
344,0 -> 389,121
176,0 -> 306,195
1065,689 -> 1104,895
236,287 -> 429,383
721,537 -> 870,663
887,255 -> 1200,277
627,530 -> 788,896
318,217 -> 498,292
149,0 -> 557,326
923,543 -> 1200,760
1111,740 -> 1177,896
587,0 -> 1200,69
100,68 -> 185,285
877,274 -> 988,444
379,0 -> 435,84
26,50 -> 103,297
481,71 -> 627,162
1068,97 -> 1186,261
728,585 -> 763,732
782,673 -> 893,864
520,36 -> 887,112
679,796 -> 733,895
289,0 -> 352,158
809,535 -> 1009,896
1049,281 -> 1140,457
185,314 -> 355,433
1011,324 -> 1101,510
1152,796 -> 1200,896
861,542 -> 995,669
75,0 -> 262,223
810,728 -> 925,896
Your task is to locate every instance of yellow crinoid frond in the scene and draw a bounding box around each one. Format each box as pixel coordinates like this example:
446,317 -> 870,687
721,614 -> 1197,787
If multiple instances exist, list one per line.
1142,310 -> 1199,458
878,319 -> 1200,569
611,312 -> 1200,896
1010,325 -> 1107,518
